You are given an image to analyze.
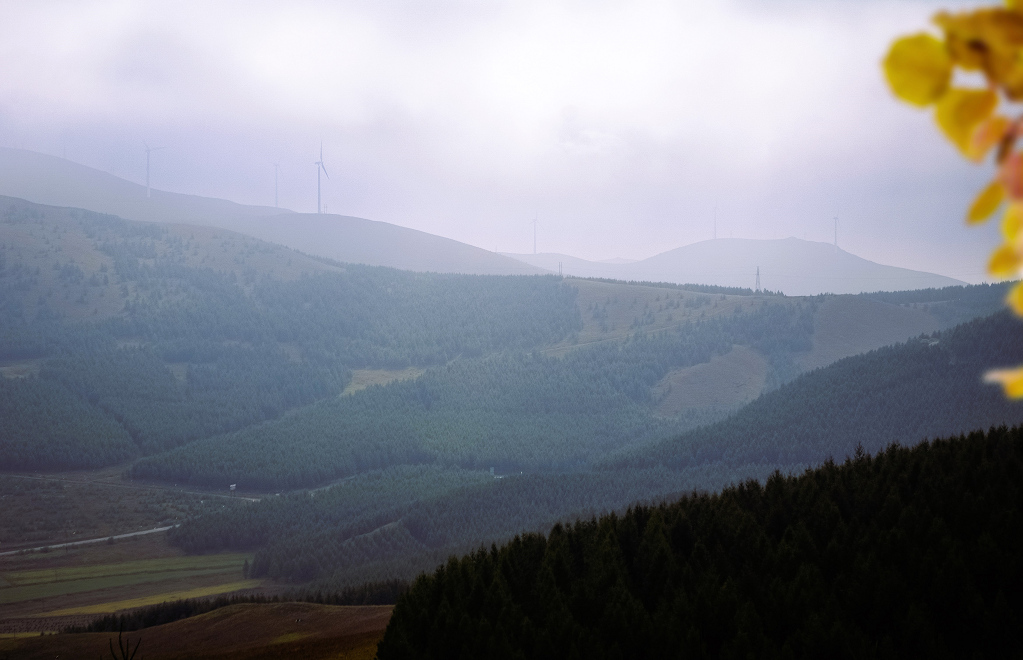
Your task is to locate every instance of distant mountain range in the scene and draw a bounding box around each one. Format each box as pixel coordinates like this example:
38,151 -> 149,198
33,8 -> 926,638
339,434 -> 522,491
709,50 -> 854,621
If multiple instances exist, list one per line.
503,239 -> 966,296
0,148 -> 541,277
0,147 -> 965,292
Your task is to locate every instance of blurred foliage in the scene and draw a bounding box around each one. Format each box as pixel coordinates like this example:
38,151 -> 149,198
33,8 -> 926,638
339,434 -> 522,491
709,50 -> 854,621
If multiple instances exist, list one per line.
885,2 -> 1023,395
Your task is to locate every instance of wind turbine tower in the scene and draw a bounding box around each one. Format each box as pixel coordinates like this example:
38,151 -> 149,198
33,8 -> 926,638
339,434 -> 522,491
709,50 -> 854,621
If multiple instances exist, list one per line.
834,216 -> 839,252
315,143 -> 329,214
144,143 -> 165,199
532,213 -> 539,255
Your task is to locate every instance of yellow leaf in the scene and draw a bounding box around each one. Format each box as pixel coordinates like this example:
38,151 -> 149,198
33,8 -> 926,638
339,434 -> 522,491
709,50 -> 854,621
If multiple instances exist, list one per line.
936,88 -> 999,152
1006,281 -> 1023,315
968,181 -> 1005,223
936,9 -> 1023,78
1000,152 -> 1023,199
1002,204 -> 1023,239
984,366 -> 1023,398
883,34 -> 952,106
966,115 -> 1010,162
989,243 -> 1022,276
936,11 -> 994,71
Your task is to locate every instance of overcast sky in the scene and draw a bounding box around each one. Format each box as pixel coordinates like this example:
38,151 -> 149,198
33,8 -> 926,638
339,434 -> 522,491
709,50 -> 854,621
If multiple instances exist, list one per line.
0,0 -> 1000,281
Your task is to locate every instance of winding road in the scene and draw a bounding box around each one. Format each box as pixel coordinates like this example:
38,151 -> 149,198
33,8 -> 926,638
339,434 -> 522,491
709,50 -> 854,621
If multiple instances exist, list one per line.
0,525 -> 177,557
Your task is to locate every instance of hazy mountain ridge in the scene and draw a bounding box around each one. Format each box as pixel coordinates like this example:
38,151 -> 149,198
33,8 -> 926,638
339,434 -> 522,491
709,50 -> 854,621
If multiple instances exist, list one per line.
0,148 -> 542,277
505,237 -> 966,296
0,149 -> 965,287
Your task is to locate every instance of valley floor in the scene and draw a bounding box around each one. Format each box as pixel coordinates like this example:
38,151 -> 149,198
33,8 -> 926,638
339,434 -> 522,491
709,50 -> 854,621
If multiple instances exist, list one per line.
0,601 -> 391,660
0,531 -> 282,635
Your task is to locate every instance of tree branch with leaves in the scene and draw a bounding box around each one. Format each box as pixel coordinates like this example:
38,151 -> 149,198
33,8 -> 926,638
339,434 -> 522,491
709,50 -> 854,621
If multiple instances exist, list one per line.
884,1 -> 1023,396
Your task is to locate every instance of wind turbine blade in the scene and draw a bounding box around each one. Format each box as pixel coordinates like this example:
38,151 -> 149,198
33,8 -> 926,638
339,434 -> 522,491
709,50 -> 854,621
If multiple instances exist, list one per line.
321,163 -> 329,179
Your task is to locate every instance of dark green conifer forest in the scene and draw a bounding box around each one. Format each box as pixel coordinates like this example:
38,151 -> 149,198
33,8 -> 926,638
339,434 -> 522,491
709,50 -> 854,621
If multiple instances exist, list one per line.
378,427 -> 1023,659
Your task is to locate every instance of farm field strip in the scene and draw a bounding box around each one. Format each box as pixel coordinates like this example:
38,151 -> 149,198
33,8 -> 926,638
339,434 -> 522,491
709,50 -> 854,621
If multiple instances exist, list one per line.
0,566 -> 245,605
40,579 -> 263,616
4,553 -> 249,586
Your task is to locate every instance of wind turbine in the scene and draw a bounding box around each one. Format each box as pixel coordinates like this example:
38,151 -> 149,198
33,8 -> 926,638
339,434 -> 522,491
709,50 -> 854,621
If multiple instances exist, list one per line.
314,143 -> 329,214
144,143 -> 165,199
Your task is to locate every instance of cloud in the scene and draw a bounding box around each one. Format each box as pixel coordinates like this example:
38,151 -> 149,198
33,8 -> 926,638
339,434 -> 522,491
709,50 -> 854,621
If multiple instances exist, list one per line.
0,0 -> 1000,280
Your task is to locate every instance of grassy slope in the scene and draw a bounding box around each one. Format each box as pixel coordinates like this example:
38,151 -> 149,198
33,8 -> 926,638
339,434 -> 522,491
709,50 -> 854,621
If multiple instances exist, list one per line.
342,367 -> 425,396
556,279 -> 992,413
613,311 -> 1023,475
796,294 -> 942,371
652,344 -> 769,415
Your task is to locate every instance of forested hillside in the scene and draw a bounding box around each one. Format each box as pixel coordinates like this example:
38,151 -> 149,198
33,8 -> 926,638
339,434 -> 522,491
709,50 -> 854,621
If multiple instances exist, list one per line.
168,464 -> 721,587
0,198 -> 581,469
166,309 -> 1023,588
131,301 -> 815,489
615,311 -> 1023,476
859,282 -> 1009,327
378,427 -> 1023,659
2,196 -> 1009,478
